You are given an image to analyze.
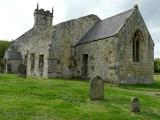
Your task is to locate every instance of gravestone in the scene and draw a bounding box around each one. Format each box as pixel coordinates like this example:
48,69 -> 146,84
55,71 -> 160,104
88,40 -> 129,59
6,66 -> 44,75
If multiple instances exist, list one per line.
18,64 -> 26,77
131,97 -> 140,112
90,76 -> 104,100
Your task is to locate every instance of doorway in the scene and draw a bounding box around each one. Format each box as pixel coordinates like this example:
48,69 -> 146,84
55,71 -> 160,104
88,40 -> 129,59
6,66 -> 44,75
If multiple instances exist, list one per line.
81,54 -> 88,79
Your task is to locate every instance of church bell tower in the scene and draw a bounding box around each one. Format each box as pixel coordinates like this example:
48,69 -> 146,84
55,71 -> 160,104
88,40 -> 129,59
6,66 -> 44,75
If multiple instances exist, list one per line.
34,3 -> 53,27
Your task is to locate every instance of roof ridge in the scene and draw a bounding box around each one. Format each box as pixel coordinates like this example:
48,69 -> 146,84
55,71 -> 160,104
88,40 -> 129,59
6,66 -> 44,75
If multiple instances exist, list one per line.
53,14 -> 100,27
76,8 -> 135,46
102,8 -> 134,21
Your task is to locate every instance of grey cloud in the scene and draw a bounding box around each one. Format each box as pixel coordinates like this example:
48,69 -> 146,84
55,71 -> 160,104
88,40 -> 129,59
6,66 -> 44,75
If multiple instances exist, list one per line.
138,0 -> 160,28
64,0 -> 100,20
0,0 -> 159,57
62,0 -> 159,58
155,43 -> 160,58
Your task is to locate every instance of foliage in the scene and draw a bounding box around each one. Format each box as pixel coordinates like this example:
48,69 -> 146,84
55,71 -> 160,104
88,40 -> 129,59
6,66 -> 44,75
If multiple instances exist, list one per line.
0,74 -> 160,120
154,58 -> 160,73
0,40 -> 10,58
0,40 -> 10,72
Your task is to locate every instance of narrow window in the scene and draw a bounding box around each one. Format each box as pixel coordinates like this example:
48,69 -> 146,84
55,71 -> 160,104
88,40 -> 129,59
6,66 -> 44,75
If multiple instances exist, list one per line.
136,39 -> 139,61
133,30 -> 143,62
39,54 -> 44,68
82,54 -> 88,79
133,39 -> 136,61
24,54 -> 28,65
30,53 -> 35,70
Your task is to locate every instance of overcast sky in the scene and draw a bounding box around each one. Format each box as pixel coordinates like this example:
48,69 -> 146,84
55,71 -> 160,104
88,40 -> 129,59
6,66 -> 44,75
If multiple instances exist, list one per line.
0,0 -> 159,58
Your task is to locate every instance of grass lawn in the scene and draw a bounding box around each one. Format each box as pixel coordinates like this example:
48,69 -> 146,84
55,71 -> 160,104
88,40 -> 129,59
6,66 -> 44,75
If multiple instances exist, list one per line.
0,74 -> 160,120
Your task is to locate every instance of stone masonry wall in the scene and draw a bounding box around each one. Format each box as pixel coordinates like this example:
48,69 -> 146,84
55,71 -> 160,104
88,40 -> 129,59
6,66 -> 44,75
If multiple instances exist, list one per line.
26,26 -> 53,78
75,37 -> 118,82
117,8 -> 154,84
6,60 -> 23,73
48,15 -> 100,78
8,27 -> 53,78
12,28 -> 34,58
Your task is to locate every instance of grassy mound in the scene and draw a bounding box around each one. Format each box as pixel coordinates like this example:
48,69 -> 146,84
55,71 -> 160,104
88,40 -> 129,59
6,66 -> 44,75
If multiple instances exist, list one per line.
0,74 -> 160,120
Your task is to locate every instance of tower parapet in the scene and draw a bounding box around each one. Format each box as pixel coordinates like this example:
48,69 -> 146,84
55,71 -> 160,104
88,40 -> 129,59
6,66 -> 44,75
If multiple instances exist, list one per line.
34,9 -> 53,17
34,4 -> 53,27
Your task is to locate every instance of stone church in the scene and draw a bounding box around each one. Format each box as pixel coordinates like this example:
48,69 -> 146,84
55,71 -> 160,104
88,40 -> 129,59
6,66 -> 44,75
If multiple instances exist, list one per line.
4,5 -> 154,84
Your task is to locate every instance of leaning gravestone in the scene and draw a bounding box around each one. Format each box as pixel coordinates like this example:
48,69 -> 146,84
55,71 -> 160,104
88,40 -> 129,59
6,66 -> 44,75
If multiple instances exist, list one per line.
131,97 -> 140,112
90,76 -> 104,100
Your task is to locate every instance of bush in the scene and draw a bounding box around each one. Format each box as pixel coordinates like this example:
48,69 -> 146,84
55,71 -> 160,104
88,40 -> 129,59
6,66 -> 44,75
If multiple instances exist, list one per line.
0,40 -> 10,73
154,58 -> 160,73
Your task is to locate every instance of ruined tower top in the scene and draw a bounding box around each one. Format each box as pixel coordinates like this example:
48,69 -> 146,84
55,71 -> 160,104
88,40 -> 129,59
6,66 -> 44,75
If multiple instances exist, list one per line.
134,4 -> 138,9
34,3 -> 53,27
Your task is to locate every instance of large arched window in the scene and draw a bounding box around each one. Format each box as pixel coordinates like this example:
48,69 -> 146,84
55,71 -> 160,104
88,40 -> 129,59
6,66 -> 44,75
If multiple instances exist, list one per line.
132,30 -> 144,62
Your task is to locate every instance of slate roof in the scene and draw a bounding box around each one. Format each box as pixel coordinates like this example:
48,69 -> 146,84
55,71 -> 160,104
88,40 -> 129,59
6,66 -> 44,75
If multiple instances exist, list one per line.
14,28 -> 34,44
6,51 -> 22,60
76,8 -> 135,46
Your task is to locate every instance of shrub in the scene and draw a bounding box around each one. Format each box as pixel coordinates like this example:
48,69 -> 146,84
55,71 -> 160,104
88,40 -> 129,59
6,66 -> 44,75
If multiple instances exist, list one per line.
0,40 -> 10,72
154,58 -> 160,73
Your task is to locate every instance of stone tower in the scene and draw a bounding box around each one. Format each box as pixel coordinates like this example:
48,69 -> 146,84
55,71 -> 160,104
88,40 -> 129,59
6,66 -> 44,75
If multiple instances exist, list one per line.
34,3 -> 53,29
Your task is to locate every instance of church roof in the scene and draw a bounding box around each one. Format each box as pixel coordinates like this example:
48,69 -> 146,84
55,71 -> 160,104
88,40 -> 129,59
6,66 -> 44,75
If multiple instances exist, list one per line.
14,28 -> 34,44
76,8 -> 135,46
5,51 -> 22,60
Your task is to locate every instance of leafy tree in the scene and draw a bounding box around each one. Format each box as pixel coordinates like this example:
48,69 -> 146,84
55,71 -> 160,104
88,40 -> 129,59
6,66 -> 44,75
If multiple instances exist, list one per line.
0,40 -> 10,72
0,41 -> 10,58
154,58 -> 160,73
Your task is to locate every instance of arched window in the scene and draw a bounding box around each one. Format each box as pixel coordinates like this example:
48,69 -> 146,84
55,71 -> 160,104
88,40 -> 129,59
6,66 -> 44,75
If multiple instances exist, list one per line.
133,30 -> 144,62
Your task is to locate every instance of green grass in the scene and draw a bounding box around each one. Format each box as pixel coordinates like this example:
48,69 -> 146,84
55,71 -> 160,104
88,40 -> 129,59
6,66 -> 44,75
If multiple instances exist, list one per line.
0,74 -> 160,120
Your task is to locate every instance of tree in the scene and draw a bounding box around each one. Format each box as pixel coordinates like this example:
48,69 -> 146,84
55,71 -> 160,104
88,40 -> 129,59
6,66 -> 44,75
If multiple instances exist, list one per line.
0,40 -> 10,72
154,58 -> 160,73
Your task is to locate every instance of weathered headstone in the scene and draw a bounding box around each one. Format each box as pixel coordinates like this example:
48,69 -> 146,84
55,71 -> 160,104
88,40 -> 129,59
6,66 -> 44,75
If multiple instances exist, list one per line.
90,76 -> 104,100
131,97 -> 140,112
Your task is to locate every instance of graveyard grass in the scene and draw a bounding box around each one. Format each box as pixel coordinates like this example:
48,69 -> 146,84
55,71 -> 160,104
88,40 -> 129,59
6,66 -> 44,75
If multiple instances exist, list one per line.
0,74 -> 160,120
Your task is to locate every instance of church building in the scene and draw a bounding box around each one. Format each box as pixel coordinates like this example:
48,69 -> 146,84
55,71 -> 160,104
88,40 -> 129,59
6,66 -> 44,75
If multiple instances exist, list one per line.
4,5 -> 154,84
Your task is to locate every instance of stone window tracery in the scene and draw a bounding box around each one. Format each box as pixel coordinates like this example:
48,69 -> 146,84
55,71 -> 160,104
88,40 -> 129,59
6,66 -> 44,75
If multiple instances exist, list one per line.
132,30 -> 144,62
